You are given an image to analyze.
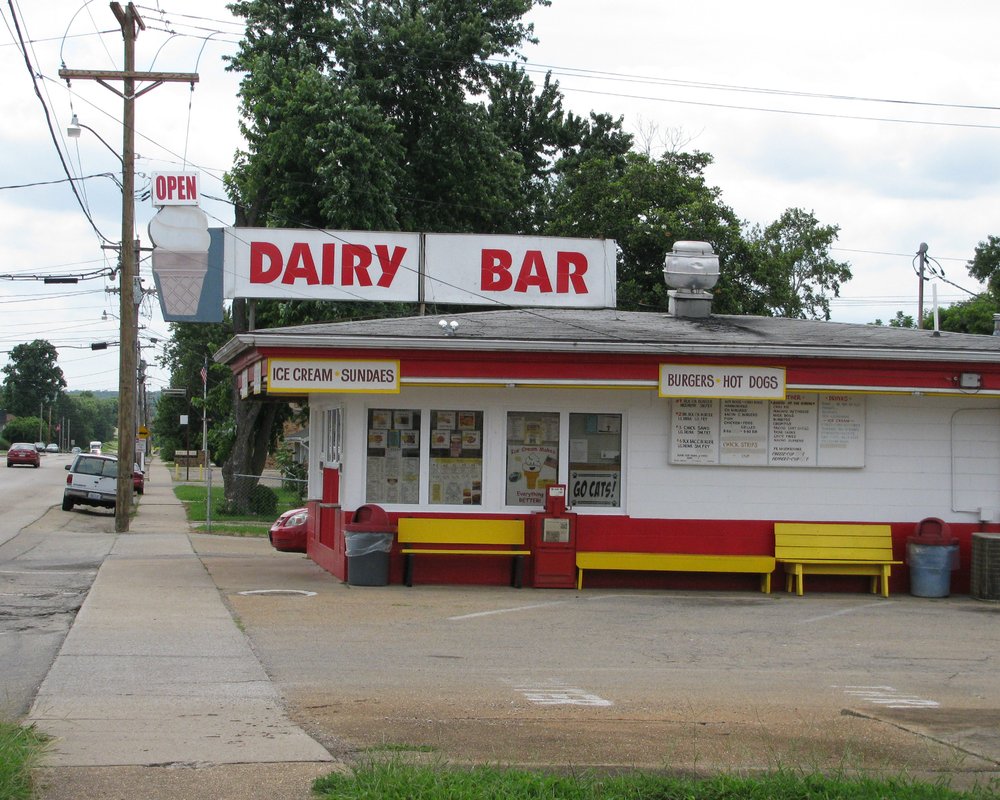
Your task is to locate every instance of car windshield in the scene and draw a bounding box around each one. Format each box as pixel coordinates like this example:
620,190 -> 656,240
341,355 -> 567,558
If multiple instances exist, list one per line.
75,456 -> 118,477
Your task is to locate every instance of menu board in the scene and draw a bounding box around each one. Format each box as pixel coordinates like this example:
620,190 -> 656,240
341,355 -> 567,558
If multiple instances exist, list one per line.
670,393 -> 864,468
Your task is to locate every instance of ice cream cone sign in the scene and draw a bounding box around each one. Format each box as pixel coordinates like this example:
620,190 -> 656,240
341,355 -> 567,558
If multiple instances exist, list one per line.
148,205 -> 212,318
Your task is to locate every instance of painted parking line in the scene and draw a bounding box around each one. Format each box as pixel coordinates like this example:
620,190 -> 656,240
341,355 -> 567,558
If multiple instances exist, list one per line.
837,685 -> 940,709
448,601 -> 568,621
508,679 -> 613,707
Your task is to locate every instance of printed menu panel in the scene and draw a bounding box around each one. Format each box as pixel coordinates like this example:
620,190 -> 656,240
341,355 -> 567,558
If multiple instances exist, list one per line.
670,394 -> 864,468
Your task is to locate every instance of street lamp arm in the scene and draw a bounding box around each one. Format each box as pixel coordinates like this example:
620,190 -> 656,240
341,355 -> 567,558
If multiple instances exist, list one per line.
66,114 -> 124,167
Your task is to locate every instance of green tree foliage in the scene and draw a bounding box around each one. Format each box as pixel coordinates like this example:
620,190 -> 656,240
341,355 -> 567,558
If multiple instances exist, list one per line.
1,416 -> 44,444
934,293 -> 998,335
967,235 -> 1000,294
0,340 -> 66,417
745,208 -> 852,320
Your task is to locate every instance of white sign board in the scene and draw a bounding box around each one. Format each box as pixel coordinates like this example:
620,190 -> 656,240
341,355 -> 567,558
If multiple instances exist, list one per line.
423,233 -> 616,308
223,229 -> 617,308
224,229 -> 421,302
669,393 -> 865,468
660,364 -> 786,400
152,172 -> 199,206
267,358 -> 400,394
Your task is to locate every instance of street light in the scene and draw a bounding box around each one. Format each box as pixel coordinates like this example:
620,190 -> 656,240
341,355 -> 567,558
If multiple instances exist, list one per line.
66,114 -> 125,167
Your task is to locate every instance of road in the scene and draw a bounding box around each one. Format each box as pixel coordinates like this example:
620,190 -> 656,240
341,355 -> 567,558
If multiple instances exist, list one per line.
0,453 -> 115,719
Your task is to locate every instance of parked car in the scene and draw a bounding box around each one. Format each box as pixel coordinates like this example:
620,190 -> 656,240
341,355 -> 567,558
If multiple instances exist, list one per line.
7,443 -> 40,468
268,507 -> 308,553
70,446 -> 82,454
63,453 -> 119,511
34,442 -> 46,453
133,465 -> 144,495
45,443 -> 59,453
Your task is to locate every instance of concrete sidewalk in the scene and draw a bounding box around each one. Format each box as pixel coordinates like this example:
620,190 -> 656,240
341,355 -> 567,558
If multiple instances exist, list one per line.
27,458 -> 335,799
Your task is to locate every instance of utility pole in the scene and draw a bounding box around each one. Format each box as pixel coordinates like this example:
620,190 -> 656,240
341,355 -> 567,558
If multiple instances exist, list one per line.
916,242 -> 928,330
59,3 -> 197,532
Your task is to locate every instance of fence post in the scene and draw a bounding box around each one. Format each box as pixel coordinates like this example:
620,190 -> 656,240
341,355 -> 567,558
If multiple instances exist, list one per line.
206,467 -> 212,534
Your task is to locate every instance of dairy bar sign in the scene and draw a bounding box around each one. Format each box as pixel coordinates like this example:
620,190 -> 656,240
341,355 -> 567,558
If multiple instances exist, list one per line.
224,229 -> 617,308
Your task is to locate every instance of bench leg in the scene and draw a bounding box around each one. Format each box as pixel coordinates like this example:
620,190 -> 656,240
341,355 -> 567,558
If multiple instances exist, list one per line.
761,573 -> 771,594
881,566 -> 890,598
512,555 -> 524,589
404,553 -> 414,587
577,569 -> 584,591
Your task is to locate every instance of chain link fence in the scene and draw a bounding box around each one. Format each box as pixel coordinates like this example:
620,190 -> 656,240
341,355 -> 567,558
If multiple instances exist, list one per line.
202,470 -> 308,534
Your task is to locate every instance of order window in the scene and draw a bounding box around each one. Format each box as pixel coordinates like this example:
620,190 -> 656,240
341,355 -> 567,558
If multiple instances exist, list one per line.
568,413 -> 622,507
506,411 -> 560,506
365,408 -> 421,504
429,410 -> 483,505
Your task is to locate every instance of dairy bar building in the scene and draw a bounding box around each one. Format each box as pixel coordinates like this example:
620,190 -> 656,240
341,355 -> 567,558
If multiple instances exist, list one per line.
215,291 -> 1000,594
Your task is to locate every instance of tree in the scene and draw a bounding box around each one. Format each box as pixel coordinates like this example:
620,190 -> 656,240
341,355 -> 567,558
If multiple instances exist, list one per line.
0,340 -> 66,418
745,208 -> 852,320
2,416 -> 44,445
967,235 -> 1000,295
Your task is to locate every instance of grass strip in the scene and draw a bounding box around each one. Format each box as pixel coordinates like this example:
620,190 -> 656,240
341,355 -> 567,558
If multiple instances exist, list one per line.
313,762 -> 997,800
0,722 -> 47,800
173,484 -> 302,524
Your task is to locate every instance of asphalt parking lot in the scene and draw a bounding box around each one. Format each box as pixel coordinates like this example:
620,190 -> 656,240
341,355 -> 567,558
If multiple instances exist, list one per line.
192,534 -> 1000,789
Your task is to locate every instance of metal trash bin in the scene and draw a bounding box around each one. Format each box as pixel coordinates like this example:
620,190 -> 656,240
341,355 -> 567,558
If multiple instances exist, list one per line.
344,504 -> 395,586
907,517 -> 959,598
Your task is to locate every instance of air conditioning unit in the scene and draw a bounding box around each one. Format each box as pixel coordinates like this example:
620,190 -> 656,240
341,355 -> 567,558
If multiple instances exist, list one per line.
971,532 -> 1000,600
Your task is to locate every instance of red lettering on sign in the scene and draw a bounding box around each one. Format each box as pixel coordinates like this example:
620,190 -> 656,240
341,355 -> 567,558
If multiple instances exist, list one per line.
250,242 -> 283,283
556,251 -> 588,294
183,175 -> 197,200
513,250 -> 553,293
482,248 -> 590,294
342,244 -> 373,286
281,243 -> 319,285
481,249 -> 513,291
249,240 -> 409,288
375,245 -> 405,288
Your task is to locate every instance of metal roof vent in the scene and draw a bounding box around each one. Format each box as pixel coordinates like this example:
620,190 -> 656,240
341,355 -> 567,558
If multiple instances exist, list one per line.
664,241 -> 719,319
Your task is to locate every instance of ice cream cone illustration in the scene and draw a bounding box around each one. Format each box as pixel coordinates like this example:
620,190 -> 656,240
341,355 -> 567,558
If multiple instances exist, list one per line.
522,453 -> 542,490
148,206 -> 211,316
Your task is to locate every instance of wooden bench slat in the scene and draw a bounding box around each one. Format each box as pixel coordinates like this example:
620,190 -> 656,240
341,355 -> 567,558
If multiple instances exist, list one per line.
398,518 -> 524,546
575,552 -> 775,593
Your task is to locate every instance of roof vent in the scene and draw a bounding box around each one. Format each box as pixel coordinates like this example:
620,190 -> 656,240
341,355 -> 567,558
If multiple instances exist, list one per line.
664,241 -> 719,319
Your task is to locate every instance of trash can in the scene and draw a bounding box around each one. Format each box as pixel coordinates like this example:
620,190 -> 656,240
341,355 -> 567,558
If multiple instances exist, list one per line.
907,517 -> 959,598
344,504 -> 395,586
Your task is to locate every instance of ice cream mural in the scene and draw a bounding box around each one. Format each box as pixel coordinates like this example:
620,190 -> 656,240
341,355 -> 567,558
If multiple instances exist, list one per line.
148,205 -> 213,318
506,445 -> 558,505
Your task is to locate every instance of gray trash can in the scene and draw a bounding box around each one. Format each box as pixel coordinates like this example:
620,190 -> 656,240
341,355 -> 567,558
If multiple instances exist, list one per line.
345,532 -> 393,585
344,504 -> 395,586
907,517 -> 959,598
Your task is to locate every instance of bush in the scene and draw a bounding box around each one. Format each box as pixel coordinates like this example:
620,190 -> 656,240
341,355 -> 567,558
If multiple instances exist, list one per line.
248,484 -> 278,516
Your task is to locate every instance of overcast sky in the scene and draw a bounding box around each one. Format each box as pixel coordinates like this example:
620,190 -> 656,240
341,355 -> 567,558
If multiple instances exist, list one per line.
2,0 -> 998,394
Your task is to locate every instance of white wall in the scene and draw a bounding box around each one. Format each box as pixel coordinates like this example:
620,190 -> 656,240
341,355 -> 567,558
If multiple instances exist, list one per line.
308,389 -> 1000,524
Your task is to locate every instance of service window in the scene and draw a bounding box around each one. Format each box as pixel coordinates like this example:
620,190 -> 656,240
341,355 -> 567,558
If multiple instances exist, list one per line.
506,411 -> 560,506
429,410 -> 483,505
365,408 -> 421,504
568,413 -> 622,508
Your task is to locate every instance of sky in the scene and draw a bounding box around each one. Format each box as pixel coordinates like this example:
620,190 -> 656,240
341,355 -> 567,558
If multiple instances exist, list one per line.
2,0 -> 998,393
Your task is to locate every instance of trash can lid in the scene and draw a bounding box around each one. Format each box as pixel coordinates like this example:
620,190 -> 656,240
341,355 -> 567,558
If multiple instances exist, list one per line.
908,517 -> 957,546
351,503 -> 391,525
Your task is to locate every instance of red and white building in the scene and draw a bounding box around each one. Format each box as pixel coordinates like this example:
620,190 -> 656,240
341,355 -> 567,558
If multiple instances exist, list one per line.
216,303 -> 1000,594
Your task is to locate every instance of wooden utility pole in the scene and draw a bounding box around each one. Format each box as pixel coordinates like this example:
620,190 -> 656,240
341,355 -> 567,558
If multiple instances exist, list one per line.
59,2 -> 197,532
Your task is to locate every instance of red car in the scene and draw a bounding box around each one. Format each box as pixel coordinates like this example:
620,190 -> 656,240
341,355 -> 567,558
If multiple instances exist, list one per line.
7,443 -> 40,468
269,507 -> 308,552
133,466 -> 144,495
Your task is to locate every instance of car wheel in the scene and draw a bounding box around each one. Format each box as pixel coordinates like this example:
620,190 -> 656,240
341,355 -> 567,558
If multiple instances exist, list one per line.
62,496 -> 74,511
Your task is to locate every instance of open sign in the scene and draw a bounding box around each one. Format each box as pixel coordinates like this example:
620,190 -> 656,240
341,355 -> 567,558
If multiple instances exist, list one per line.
152,172 -> 199,206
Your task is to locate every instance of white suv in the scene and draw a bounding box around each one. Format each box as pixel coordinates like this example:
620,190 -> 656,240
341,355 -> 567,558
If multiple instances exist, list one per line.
63,453 -> 120,511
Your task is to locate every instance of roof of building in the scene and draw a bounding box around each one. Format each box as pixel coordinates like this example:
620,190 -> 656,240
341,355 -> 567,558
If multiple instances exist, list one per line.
216,308 -> 1000,365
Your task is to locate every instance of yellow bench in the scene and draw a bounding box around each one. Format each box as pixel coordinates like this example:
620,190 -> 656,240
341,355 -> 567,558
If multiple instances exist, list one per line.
774,523 -> 902,597
397,518 -> 529,587
574,552 -> 775,593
